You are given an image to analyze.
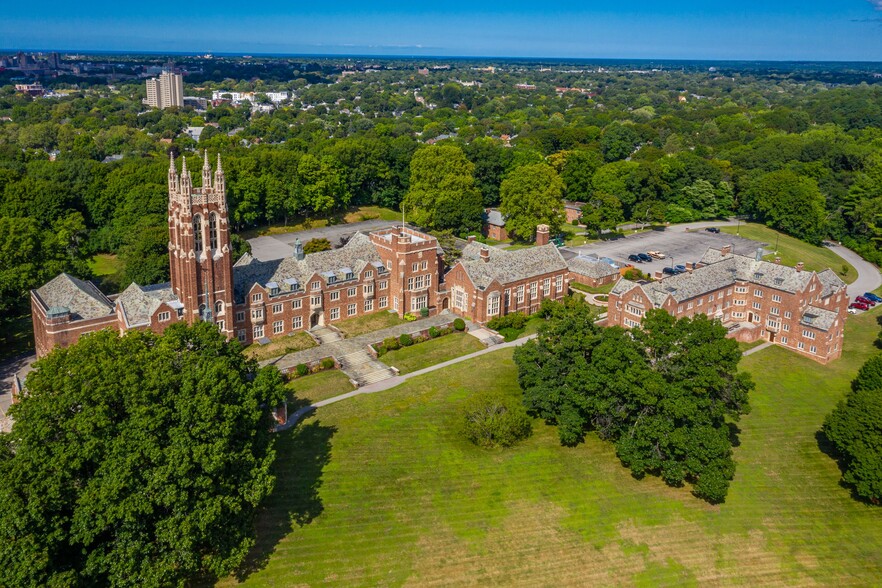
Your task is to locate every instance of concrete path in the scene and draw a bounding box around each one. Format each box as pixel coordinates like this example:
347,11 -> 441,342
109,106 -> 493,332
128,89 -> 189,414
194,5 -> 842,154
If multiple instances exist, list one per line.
742,341 -> 774,357
826,243 -> 882,299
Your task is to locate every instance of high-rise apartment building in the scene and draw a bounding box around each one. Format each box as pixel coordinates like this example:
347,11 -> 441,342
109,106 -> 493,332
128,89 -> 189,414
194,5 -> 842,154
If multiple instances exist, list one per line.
145,71 -> 183,109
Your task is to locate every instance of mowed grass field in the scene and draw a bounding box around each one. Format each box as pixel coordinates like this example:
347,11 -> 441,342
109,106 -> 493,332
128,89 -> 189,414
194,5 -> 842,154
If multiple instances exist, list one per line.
222,308 -> 882,587
719,223 -> 857,284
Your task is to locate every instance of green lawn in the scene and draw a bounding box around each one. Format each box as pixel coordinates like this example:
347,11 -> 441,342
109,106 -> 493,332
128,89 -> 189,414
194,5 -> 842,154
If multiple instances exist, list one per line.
224,307 -> 882,587
239,206 -> 400,239
737,339 -> 767,353
379,332 -> 485,374
88,253 -> 123,276
719,223 -> 857,283
244,332 -> 316,362
286,369 -> 355,405
334,311 -> 407,338
570,281 -> 616,295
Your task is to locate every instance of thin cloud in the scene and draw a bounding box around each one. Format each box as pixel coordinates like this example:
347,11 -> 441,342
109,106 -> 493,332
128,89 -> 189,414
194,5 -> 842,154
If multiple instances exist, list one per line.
870,0 -> 882,9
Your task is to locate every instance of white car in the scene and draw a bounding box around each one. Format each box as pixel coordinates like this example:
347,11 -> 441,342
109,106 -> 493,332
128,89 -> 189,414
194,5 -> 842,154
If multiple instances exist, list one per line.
647,250 -> 666,259
848,307 -> 859,315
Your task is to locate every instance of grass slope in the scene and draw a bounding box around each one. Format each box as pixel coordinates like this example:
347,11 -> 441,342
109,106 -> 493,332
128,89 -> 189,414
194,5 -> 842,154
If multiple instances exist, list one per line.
287,370 -> 356,405
719,223 -> 857,284
244,332 -> 316,362
225,309 -> 882,587
334,311 -> 406,338
380,332 -> 485,374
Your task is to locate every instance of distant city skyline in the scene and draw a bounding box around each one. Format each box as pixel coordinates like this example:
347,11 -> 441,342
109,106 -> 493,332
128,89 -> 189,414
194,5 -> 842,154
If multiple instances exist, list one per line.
3,1 -> 882,61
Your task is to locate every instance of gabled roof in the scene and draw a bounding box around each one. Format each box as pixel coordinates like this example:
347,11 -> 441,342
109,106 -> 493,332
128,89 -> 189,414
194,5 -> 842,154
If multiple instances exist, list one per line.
568,255 -> 620,279
116,282 -> 178,327
801,306 -> 838,332
484,209 -> 506,227
34,273 -> 114,320
455,243 -> 568,290
232,232 -> 385,303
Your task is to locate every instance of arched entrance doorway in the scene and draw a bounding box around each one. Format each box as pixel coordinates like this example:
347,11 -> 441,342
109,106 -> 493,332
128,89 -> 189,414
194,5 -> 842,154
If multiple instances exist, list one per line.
310,312 -> 323,329
442,298 -> 449,311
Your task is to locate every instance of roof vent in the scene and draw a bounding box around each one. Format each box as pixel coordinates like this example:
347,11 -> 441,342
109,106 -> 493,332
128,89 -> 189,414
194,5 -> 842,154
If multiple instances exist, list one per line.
755,247 -> 763,262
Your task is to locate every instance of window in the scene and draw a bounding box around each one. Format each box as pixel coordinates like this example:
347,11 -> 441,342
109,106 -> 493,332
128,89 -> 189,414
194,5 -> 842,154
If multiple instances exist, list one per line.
379,280 -> 388,290
379,296 -> 388,309
311,295 -> 321,307
393,296 -> 399,311
364,299 -> 374,312
697,298 -> 703,306
311,281 -> 320,291
330,308 -> 340,320
292,316 -> 302,329
347,303 -> 357,316
292,299 -> 302,310
543,278 -> 551,296
272,303 -> 282,314
364,284 -> 374,295
517,286 -> 525,304
253,325 -> 264,338
270,287 -> 279,296
193,215 -> 203,252
727,288 -> 733,295
252,293 -> 262,303
330,291 -> 340,301
215,301 -> 224,316
386,260 -> 391,270
798,341 -> 805,350
209,213 -> 218,250
421,260 -> 428,271
735,286 -> 747,294
412,262 -> 418,272
783,324 -> 790,332
735,299 -> 746,306
158,311 -> 171,322
687,302 -> 694,309
810,345 -> 817,354
236,311 -> 245,322
273,320 -> 284,335
556,275 -> 564,293
216,320 -> 224,331
772,294 -> 782,303
365,270 -> 373,279
410,295 -> 427,311
677,305 -> 684,313
803,330 -> 816,340
767,319 -> 778,329
237,329 -> 246,342
348,287 -> 357,297
251,309 -> 263,321
454,288 -> 466,310
754,289 -> 763,297
782,336 -> 788,344
626,305 -> 644,317
770,307 -> 779,316
784,311 -> 792,319
530,282 -> 538,299
488,295 -> 500,316
752,302 -> 762,310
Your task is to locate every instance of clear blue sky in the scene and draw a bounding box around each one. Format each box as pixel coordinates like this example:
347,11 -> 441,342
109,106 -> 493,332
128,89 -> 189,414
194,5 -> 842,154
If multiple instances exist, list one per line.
3,1 -> 882,61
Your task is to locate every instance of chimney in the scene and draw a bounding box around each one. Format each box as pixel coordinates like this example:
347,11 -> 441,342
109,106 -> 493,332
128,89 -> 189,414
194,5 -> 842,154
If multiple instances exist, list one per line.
536,224 -> 550,246
720,244 -> 732,256
796,262 -> 804,273
467,235 -> 476,243
774,257 -> 781,265
293,238 -> 304,261
480,247 -> 490,262
755,247 -> 763,262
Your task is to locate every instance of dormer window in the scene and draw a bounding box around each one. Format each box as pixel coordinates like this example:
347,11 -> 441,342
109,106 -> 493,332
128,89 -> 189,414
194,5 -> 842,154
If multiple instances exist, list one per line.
270,287 -> 279,296
345,272 -> 354,281
328,275 -> 337,285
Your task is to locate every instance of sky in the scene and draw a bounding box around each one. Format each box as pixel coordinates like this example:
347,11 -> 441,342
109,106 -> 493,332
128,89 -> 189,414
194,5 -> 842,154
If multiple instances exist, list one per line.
2,1 -> 882,61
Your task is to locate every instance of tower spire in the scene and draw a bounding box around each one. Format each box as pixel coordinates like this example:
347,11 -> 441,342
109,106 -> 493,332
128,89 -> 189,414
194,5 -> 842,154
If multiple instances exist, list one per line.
202,149 -> 212,190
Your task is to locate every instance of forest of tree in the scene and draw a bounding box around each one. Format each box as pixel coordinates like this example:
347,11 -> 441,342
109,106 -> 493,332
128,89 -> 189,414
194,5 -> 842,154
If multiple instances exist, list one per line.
2,58 -> 882,355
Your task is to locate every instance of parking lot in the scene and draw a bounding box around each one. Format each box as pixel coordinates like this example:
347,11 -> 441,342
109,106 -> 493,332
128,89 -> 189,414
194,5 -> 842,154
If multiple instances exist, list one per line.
566,227 -> 768,276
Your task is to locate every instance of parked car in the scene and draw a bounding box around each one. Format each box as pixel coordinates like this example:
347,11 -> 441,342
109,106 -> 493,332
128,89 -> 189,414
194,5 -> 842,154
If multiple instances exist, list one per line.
850,302 -> 869,311
628,254 -> 642,263
673,264 -> 687,274
864,292 -> 882,303
648,250 -> 666,259
637,253 -> 653,263
848,307 -> 859,315
662,267 -> 677,276
856,296 -> 876,306
705,227 -> 721,233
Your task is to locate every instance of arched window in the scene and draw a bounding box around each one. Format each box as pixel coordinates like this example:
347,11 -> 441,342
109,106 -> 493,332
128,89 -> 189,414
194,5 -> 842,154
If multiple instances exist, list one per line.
209,212 -> 218,250
193,215 -> 203,252
215,300 -> 224,316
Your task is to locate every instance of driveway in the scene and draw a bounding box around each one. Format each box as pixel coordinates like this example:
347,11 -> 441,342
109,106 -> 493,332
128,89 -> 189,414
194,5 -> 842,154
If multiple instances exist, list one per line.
249,219 -> 399,261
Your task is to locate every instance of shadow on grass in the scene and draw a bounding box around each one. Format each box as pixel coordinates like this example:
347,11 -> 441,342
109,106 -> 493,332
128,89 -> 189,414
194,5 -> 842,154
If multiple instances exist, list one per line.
234,419 -> 336,582
727,422 -> 742,448
814,429 -> 881,507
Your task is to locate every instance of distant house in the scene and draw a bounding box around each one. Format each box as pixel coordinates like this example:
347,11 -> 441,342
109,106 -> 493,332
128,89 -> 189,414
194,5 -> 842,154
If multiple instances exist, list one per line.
568,255 -> 620,288
483,209 -> 509,241
184,126 -> 204,142
563,201 -> 585,225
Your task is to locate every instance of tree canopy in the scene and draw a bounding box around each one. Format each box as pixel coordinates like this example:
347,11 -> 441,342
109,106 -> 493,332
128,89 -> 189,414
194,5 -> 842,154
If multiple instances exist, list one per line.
499,163 -> 565,241
0,323 -> 286,587
514,303 -> 752,503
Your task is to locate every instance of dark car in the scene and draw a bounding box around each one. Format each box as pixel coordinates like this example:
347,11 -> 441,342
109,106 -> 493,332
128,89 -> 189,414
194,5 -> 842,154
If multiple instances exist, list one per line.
705,227 -> 720,233
628,254 -> 642,263
864,292 -> 882,303
662,267 -> 677,276
856,296 -> 876,306
850,302 -> 869,311
637,253 -> 653,263
673,264 -> 687,274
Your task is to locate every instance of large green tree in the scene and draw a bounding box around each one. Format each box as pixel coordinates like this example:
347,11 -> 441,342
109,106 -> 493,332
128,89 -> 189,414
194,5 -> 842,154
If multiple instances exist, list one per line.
515,304 -> 752,503
0,323 -> 286,587
401,144 -> 483,233
747,169 -> 827,243
499,163 -> 565,241
581,192 -> 624,237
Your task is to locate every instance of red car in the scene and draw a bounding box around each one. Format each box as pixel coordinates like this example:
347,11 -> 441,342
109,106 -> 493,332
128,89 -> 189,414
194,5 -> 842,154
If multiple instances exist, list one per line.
850,302 -> 869,311
856,296 -> 876,307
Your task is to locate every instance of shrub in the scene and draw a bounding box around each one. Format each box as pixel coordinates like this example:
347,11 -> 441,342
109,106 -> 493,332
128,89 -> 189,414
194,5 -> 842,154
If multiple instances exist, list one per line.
453,318 -> 466,331
623,268 -> 643,281
320,357 -> 335,370
399,333 -> 414,347
403,313 -> 417,322
295,363 -> 309,377
460,391 -> 533,449
487,312 -> 527,332
420,307 -> 430,317
498,327 -> 522,342
303,238 -> 332,254
428,326 -> 441,338
383,336 -> 401,351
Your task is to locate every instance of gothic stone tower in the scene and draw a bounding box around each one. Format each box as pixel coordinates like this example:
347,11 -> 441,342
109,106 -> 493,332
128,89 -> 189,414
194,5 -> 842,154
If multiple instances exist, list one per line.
167,151 -> 235,337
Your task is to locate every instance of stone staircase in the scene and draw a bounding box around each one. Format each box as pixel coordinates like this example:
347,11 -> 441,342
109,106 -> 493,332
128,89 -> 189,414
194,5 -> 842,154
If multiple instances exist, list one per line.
337,348 -> 396,387
310,325 -> 343,345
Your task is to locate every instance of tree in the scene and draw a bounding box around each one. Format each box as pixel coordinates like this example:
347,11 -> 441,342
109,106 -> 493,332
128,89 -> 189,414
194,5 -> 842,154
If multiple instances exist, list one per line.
747,170 -> 827,243
823,355 -> 882,504
499,163 -> 565,241
601,123 -> 640,162
460,391 -> 532,449
401,144 -> 483,233
559,149 -> 603,202
581,192 -> 624,237
515,304 -> 752,503
0,323 -> 286,587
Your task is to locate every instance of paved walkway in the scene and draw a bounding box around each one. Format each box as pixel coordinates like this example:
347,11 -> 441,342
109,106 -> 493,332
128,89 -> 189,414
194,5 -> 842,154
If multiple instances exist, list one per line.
743,341 -> 774,357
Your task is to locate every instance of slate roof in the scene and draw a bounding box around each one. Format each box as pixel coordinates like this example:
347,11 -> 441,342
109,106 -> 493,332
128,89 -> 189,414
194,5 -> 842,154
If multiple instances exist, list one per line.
801,306 -> 838,332
232,232 -> 385,303
568,255 -> 620,279
456,243 -> 568,290
484,209 -> 506,227
615,247 -> 846,307
34,273 -> 114,320
116,282 -> 178,327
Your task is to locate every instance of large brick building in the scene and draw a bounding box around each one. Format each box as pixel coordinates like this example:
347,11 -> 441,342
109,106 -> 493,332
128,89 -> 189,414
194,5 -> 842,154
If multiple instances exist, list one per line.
607,245 -> 848,364
30,152 -> 574,358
